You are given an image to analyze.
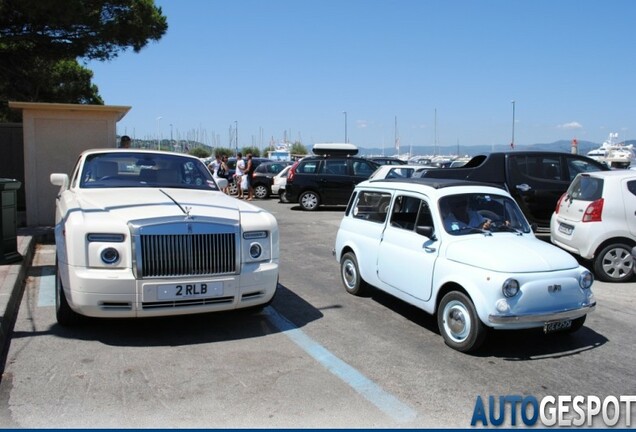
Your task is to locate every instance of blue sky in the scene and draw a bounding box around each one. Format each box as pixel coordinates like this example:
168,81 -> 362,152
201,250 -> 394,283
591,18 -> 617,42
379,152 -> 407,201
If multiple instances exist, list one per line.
87,0 -> 636,151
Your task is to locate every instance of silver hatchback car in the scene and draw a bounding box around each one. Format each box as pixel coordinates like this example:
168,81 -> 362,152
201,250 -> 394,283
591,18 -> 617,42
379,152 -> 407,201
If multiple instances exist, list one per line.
550,170 -> 636,282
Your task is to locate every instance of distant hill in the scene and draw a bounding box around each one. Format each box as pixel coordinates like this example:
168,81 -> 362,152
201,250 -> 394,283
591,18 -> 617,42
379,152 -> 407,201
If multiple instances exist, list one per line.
357,138 -> 629,158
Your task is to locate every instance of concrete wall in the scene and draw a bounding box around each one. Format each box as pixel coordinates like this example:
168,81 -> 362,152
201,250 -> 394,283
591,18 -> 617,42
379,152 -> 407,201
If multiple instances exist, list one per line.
8,102 -> 130,226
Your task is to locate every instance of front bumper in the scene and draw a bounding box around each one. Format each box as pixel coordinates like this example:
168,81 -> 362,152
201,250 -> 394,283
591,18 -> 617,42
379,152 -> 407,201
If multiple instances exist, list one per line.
489,301 -> 596,325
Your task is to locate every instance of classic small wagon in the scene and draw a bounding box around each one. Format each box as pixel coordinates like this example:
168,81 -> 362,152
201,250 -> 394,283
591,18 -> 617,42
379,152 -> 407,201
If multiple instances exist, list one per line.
334,178 -> 595,352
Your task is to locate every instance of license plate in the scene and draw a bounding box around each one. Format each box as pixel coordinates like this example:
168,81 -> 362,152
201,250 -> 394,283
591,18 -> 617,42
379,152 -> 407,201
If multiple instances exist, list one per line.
544,319 -> 572,334
558,223 -> 573,235
157,282 -> 223,300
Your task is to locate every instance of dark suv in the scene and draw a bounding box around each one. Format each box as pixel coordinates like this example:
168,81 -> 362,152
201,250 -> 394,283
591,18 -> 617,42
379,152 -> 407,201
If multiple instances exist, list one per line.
285,155 -> 379,210
251,161 -> 293,199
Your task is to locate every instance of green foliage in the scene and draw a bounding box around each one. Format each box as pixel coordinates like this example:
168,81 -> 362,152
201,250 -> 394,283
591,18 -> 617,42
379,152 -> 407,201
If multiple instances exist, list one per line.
241,146 -> 261,157
212,147 -> 234,158
189,147 -> 210,158
291,142 -> 308,155
0,0 -> 168,121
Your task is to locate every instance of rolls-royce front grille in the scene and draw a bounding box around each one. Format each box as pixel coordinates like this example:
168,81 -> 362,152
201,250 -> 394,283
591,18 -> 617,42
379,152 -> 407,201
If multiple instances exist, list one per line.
139,233 -> 236,277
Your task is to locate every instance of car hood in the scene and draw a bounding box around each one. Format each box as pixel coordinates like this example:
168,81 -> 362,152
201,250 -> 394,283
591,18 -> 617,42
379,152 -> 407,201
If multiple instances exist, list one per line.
445,235 -> 579,272
74,188 -> 247,222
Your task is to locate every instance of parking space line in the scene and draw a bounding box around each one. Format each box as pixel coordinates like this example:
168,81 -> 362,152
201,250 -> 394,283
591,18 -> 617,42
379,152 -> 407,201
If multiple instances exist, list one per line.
37,271 -> 56,307
264,306 -> 418,424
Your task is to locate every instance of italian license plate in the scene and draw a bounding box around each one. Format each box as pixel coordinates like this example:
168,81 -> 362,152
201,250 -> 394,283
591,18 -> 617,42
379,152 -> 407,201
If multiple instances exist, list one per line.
544,319 -> 572,334
157,282 -> 223,300
558,223 -> 574,235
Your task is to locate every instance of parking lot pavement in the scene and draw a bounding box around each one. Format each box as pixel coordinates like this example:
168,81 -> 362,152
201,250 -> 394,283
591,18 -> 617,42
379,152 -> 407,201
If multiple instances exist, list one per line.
0,227 -> 53,371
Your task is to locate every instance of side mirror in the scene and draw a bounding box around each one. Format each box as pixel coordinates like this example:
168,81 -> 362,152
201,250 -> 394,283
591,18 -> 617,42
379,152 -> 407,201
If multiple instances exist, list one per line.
50,173 -> 69,190
216,178 -> 228,190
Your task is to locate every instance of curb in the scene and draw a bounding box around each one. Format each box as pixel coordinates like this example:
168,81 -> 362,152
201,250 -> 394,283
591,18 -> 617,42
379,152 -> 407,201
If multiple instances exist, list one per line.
0,229 -> 41,375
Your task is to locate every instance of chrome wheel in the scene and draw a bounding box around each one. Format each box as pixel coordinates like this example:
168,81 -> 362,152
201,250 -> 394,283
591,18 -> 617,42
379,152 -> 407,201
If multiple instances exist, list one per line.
594,243 -> 634,282
254,184 -> 269,199
340,252 -> 367,296
441,300 -> 471,343
299,191 -> 320,211
437,291 -> 486,352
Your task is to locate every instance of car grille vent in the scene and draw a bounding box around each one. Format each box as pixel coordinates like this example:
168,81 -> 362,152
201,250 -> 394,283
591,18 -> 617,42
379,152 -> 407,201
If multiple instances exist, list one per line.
139,233 -> 237,278
142,295 -> 235,309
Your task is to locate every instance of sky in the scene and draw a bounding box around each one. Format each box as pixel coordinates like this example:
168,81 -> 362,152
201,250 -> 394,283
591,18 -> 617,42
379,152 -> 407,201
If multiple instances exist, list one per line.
87,0 -> 636,152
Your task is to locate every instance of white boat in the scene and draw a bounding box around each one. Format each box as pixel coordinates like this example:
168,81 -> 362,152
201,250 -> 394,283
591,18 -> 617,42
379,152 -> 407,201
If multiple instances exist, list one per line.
587,133 -> 635,168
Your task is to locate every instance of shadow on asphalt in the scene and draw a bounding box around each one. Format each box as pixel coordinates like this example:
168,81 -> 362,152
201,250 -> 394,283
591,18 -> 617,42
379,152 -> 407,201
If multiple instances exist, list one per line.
11,283 -> 323,348
362,285 -> 608,361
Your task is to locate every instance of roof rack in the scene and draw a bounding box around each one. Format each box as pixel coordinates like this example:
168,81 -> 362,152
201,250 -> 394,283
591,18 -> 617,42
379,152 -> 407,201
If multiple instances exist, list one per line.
312,143 -> 359,156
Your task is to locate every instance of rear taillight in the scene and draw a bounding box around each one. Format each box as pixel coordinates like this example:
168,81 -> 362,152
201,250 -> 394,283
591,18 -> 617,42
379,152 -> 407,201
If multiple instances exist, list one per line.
555,193 -> 567,214
582,198 -> 604,222
287,162 -> 299,182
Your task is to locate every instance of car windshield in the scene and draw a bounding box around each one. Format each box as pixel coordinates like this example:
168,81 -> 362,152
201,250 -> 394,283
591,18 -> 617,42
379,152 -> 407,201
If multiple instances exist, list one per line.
439,193 -> 531,235
79,152 -> 221,191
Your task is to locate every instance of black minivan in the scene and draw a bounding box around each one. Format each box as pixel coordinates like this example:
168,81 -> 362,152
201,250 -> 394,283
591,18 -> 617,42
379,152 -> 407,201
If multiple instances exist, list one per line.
285,155 -> 379,210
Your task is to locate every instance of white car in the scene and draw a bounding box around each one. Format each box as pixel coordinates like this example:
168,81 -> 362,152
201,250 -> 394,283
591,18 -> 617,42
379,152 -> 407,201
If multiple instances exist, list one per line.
334,178 -> 595,352
271,165 -> 291,202
50,149 -> 279,325
368,164 -> 428,180
550,170 -> 636,282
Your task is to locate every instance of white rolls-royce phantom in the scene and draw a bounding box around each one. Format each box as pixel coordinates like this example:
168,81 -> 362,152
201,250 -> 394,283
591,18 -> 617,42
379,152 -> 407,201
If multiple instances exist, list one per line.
50,149 -> 279,325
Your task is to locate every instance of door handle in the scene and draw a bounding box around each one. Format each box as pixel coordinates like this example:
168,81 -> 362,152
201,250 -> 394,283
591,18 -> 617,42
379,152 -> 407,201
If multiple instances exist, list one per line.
516,183 -> 531,192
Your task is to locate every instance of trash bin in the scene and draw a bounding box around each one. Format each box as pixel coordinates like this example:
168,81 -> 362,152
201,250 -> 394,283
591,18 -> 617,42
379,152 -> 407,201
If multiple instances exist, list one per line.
0,178 -> 22,264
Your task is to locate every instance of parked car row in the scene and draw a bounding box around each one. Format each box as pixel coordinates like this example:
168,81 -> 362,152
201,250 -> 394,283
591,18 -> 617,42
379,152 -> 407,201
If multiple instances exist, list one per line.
49,145 -> 633,355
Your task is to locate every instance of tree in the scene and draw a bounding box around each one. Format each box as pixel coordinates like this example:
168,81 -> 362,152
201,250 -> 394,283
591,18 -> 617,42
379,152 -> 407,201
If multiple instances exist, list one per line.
0,0 -> 168,121
291,142 -> 308,156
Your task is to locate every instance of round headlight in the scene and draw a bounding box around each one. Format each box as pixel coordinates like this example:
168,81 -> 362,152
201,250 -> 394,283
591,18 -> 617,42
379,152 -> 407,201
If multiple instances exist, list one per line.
101,247 -> 120,264
249,243 -> 262,259
502,278 -> 520,298
579,271 -> 594,289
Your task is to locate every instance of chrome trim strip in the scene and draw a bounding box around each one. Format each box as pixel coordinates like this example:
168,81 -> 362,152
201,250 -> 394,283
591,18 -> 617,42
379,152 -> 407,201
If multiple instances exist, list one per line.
489,302 -> 596,324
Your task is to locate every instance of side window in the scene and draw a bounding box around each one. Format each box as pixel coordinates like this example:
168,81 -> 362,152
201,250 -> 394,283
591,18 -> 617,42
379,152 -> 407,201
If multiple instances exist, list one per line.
390,195 -> 422,231
540,157 -> 561,180
352,191 -> 392,223
352,160 -> 376,176
324,159 -> 348,175
627,180 -> 636,197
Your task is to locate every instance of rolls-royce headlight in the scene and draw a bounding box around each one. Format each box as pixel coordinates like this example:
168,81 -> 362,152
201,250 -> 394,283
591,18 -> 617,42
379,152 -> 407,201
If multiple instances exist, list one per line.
502,278 -> 520,297
579,271 -> 593,289
100,247 -> 120,265
249,243 -> 262,259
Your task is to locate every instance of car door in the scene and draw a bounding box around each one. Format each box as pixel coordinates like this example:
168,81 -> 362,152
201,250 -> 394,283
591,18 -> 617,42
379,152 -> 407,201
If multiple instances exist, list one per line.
320,158 -> 355,204
376,194 -> 438,302
506,154 -> 569,227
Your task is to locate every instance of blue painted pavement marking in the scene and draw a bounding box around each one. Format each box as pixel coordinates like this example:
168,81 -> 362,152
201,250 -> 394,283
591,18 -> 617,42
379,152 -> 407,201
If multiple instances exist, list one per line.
264,306 -> 418,424
37,269 -> 56,307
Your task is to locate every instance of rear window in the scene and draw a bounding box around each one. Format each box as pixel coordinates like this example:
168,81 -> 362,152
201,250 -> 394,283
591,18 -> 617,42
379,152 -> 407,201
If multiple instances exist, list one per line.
568,175 -> 603,201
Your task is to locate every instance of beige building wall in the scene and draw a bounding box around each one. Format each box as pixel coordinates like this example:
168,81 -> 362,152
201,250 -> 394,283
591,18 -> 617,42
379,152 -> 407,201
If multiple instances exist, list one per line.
8,102 -> 130,226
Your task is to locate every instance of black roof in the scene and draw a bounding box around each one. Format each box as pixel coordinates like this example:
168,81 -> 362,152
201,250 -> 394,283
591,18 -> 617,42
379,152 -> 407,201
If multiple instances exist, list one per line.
368,177 -> 505,190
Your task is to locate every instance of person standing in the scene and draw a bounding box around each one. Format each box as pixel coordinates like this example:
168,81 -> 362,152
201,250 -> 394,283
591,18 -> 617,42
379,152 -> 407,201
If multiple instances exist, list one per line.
234,152 -> 245,199
245,153 -> 255,201
208,153 -> 222,178
119,135 -> 131,148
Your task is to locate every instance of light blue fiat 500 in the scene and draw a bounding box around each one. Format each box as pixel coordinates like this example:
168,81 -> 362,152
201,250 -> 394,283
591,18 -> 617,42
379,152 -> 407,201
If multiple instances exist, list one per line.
334,178 -> 595,353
